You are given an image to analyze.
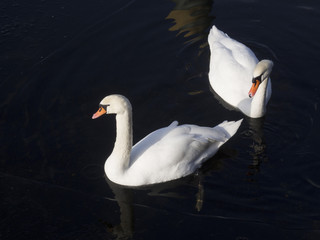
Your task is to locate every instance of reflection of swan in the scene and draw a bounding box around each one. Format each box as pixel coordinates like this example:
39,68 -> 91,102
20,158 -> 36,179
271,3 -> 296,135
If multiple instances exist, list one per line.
105,179 -> 134,240
166,0 -> 214,48
245,117 -> 267,177
103,172 -> 206,239
208,26 -> 274,118
102,145 -> 237,239
92,94 -> 242,186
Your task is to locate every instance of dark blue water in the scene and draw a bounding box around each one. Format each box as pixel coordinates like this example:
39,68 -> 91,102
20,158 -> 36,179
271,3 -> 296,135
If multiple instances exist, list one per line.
1,0 -> 320,239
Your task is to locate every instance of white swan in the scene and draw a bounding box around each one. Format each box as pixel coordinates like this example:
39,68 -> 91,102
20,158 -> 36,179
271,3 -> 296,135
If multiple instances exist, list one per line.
208,25 -> 274,118
92,94 -> 243,186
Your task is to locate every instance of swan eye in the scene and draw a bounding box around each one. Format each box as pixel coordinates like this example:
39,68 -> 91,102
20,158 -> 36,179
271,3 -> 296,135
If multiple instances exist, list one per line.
252,75 -> 262,84
99,104 -> 109,111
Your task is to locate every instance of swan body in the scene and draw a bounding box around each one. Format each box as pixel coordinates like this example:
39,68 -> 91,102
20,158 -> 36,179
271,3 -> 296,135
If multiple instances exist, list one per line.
208,25 -> 274,118
92,94 -> 243,186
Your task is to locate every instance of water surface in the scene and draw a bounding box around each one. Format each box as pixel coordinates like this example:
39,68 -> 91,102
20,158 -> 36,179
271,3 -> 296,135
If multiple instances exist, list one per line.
1,0 -> 320,239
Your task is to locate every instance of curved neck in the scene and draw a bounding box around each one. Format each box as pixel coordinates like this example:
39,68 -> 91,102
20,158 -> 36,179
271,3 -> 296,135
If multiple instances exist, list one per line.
250,78 -> 268,118
105,110 -> 133,178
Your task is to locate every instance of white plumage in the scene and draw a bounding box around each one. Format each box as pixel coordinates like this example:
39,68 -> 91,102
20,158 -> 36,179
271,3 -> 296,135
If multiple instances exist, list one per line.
92,94 -> 242,186
208,25 -> 273,118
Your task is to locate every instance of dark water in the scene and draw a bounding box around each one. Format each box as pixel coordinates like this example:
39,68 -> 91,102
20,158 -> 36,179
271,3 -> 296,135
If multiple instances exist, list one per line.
1,0 -> 320,239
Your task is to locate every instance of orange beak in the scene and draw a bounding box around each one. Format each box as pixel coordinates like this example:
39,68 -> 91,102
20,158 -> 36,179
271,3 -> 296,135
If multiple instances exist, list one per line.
92,106 -> 107,119
248,80 -> 261,98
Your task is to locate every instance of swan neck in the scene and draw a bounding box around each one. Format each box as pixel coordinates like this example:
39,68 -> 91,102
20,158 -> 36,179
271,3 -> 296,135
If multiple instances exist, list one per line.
251,78 -> 268,118
107,109 -> 133,174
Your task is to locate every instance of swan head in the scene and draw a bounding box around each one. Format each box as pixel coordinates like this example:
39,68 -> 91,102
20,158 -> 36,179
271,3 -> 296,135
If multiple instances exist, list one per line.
92,94 -> 132,119
249,60 -> 273,98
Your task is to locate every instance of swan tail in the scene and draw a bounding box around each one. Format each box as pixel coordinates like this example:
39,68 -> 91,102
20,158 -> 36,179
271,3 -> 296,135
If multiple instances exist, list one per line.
169,121 -> 179,127
209,25 -> 229,42
215,119 -> 243,140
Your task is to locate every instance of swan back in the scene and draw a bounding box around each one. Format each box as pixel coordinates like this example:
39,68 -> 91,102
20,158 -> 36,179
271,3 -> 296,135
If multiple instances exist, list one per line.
123,119 -> 243,186
209,26 -> 258,73
208,26 -> 259,107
